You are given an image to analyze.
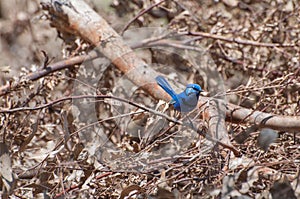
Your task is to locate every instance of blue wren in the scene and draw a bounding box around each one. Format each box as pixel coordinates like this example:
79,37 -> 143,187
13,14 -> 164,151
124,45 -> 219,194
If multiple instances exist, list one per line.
155,75 -> 203,112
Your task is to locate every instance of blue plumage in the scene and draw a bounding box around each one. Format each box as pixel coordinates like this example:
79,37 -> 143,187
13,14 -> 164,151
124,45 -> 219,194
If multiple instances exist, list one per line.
155,76 -> 203,112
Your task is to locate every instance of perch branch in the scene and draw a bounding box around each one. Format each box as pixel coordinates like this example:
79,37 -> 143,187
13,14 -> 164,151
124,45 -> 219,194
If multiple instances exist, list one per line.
226,103 -> 300,132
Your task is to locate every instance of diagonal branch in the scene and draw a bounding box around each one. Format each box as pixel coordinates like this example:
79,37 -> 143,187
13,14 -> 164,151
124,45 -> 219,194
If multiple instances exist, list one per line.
39,0 -> 234,149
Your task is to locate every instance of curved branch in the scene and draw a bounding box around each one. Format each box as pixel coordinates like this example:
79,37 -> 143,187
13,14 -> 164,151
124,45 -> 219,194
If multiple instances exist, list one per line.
226,103 -> 300,132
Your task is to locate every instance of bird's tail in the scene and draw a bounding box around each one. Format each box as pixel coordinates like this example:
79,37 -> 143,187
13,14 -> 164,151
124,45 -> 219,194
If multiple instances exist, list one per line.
155,76 -> 177,99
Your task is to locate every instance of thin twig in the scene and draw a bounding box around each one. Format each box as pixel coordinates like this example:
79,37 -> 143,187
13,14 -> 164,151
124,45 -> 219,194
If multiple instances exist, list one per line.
187,31 -> 295,47
0,94 -> 181,125
120,0 -> 167,35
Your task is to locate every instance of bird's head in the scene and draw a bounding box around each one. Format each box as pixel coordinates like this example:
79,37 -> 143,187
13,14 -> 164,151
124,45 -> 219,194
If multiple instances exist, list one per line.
185,84 -> 203,97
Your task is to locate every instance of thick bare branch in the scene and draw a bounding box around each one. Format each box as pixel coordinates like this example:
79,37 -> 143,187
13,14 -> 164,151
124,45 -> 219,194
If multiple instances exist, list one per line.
226,103 -> 300,132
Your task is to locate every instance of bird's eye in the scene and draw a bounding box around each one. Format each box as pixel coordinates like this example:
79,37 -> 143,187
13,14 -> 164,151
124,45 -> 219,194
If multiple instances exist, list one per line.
192,85 -> 201,92
185,87 -> 196,95
193,87 -> 199,91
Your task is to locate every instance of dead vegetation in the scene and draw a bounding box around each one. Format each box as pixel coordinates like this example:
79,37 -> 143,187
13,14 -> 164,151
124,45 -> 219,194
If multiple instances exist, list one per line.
0,0 -> 299,198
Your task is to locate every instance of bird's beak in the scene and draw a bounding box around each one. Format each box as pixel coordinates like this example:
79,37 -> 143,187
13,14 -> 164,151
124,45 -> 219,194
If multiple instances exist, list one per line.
200,91 -> 208,96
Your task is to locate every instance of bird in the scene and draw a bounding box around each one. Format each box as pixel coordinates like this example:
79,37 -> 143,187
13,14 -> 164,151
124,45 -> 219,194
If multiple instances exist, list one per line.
155,75 -> 203,112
